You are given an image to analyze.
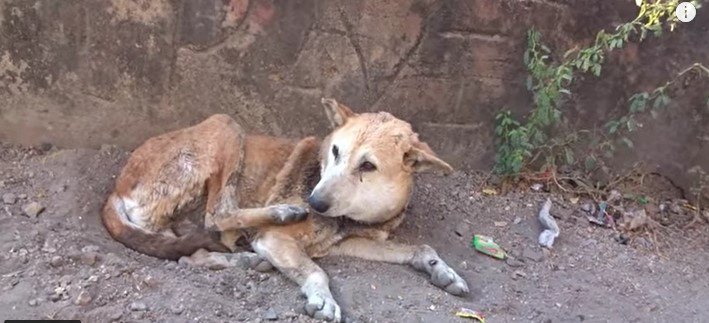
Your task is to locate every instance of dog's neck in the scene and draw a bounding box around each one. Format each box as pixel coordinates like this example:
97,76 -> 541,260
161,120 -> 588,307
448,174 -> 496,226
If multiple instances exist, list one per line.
311,205 -> 407,241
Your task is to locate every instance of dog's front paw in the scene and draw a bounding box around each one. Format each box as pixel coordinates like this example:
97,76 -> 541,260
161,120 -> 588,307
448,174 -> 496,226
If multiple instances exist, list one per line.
270,204 -> 309,223
429,262 -> 469,296
413,245 -> 469,296
305,293 -> 342,322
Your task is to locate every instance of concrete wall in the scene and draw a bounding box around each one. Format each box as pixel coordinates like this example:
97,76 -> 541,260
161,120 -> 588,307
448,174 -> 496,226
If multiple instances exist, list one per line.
1,0 -> 707,197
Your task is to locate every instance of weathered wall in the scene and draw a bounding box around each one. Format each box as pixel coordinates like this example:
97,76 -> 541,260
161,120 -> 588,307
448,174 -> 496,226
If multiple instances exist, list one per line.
0,0 -> 707,195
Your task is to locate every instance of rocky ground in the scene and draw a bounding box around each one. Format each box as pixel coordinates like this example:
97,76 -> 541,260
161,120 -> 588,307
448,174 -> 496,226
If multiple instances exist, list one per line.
0,143 -> 708,323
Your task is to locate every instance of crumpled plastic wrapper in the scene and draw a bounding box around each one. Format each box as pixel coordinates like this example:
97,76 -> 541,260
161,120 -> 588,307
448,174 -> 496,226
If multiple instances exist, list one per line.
538,198 -> 560,248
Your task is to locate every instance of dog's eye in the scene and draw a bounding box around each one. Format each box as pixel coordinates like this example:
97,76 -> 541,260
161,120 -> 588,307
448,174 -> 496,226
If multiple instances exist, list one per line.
359,161 -> 376,172
332,145 -> 339,159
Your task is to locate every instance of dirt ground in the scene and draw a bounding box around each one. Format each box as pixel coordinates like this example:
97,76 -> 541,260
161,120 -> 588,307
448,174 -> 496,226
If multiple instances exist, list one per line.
0,143 -> 708,323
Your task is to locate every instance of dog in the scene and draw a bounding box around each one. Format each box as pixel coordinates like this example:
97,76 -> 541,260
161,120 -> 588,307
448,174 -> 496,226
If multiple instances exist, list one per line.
102,98 -> 469,322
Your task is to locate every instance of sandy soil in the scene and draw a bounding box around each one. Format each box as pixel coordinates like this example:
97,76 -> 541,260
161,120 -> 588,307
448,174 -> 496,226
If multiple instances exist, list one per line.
0,143 -> 708,323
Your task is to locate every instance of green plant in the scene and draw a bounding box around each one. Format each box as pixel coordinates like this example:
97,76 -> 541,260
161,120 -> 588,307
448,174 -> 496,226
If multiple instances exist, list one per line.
603,63 -> 709,150
494,0 -> 702,175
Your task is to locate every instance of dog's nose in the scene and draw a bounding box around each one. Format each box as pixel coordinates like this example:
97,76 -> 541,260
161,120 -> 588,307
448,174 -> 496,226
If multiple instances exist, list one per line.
307,194 -> 330,213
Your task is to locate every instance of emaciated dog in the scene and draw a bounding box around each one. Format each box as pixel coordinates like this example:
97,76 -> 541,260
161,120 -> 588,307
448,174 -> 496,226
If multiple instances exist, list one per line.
102,98 -> 469,322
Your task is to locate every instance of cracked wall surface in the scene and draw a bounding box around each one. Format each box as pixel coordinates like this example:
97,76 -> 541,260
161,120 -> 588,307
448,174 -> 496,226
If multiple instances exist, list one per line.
0,0 -> 708,197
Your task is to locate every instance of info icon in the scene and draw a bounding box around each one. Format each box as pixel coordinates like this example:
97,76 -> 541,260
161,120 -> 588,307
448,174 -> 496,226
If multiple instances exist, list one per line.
676,2 -> 697,23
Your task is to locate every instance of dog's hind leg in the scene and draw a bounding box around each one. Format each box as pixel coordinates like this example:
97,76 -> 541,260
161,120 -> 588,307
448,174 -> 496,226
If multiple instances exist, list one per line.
178,248 -> 274,271
253,232 -> 342,322
328,237 -> 469,296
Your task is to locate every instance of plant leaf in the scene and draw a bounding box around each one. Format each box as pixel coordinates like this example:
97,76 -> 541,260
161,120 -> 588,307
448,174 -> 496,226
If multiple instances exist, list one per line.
564,147 -> 575,165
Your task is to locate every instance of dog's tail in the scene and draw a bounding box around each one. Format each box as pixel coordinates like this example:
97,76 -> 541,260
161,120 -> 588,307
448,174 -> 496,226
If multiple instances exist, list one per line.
101,193 -> 229,260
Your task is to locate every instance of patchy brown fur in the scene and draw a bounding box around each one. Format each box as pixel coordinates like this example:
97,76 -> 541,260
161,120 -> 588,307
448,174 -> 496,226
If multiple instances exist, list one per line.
102,99 -> 467,322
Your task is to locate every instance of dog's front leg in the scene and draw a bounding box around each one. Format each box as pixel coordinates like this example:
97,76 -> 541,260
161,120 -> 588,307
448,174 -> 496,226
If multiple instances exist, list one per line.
329,237 -> 469,296
253,232 -> 342,322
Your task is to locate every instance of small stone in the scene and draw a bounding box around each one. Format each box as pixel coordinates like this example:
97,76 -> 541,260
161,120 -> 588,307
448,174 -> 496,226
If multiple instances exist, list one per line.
494,221 -> 507,227
80,252 -> 98,266
670,203 -> 682,214
581,203 -> 594,214
129,301 -> 148,312
505,257 -> 525,268
59,274 -> 73,286
109,310 -> 123,321
513,217 -> 522,225
512,270 -> 527,279
28,298 -> 41,306
263,307 -> 278,321
170,304 -> 185,315
459,260 -> 468,270
49,294 -> 61,302
50,256 -> 63,267
75,291 -> 92,306
18,193 -> 27,199
22,202 -> 45,218
2,193 -> 17,204
143,276 -> 157,287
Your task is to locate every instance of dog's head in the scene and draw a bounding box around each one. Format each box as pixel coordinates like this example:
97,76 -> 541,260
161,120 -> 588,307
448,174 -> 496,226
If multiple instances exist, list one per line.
307,98 -> 453,223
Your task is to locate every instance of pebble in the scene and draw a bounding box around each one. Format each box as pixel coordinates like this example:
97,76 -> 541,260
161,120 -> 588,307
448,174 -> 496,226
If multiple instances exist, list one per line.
669,201 -> 683,214
459,260 -> 468,270
505,257 -> 525,268
28,298 -> 41,306
129,301 -> 149,312
171,304 -> 185,315
80,252 -> 99,266
50,256 -> 63,267
59,274 -> 73,286
581,203 -> 594,214
142,275 -> 158,287
22,202 -> 45,218
512,270 -> 527,279
109,309 -> 123,322
2,193 -> 16,204
75,291 -> 92,306
18,193 -> 27,199
263,307 -> 279,321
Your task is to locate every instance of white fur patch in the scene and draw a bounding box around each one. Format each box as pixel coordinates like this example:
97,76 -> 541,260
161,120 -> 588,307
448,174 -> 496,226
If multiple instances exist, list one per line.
120,195 -> 148,228
314,141 -> 350,194
301,272 -> 329,296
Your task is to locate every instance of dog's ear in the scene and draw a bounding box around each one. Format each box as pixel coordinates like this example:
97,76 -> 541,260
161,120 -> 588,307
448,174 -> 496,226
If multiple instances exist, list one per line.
322,98 -> 355,128
404,137 -> 453,175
